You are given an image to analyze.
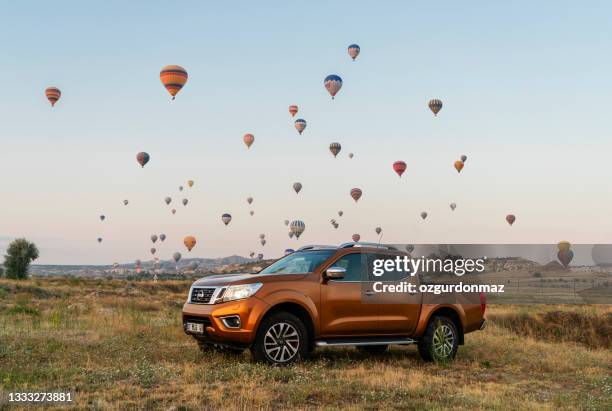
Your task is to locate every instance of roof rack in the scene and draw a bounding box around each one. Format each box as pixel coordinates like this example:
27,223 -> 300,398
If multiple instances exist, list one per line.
339,242 -> 399,251
297,245 -> 338,251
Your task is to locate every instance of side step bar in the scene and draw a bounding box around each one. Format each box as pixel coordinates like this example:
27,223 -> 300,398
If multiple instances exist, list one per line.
316,337 -> 416,347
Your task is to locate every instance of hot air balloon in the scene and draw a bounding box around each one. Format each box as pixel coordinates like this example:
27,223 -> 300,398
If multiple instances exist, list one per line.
348,44 -> 360,61
375,227 -> 382,235
352,234 -> 361,242
259,234 -> 266,239
350,188 -> 362,202
348,153 -> 354,159
450,203 -> 457,211
338,210 -> 343,217
179,186 -> 184,191
288,105 -> 298,117
329,142 -> 341,158
160,65 -> 188,100
290,220 -> 306,239
182,198 -> 188,206
460,155 -> 467,163
333,223 -> 339,229
246,196 -> 253,205
258,253 -> 264,260
171,209 -> 176,215
165,197 -> 172,205
173,252 -> 182,263
557,241 -> 571,252
160,234 -> 166,242
284,248 -> 295,256
97,237 -> 103,243
293,182 -> 302,194
150,248 -> 156,255
123,199 -> 129,206
506,214 -> 516,226
289,231 -> 294,239
249,210 -> 254,216
421,211 -> 428,220
428,99 -> 443,116
221,213 -> 232,226
295,119 -> 307,135
284,220 -> 290,226
324,75 -> 343,99
45,87 -> 61,107
243,133 -> 255,149
454,160 -> 464,173
393,161 -> 407,177
184,236 -> 196,252
406,244 -> 415,253
260,239 -> 267,246
249,251 -> 255,258
557,249 -> 574,268
136,152 -> 150,168
151,234 -> 158,243
100,215 -> 105,222
187,180 -> 194,188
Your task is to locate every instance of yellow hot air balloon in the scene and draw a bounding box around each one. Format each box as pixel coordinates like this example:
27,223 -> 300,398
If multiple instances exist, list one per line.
187,180 -> 194,188
160,65 -> 188,100
184,236 -> 197,252
557,241 -> 571,252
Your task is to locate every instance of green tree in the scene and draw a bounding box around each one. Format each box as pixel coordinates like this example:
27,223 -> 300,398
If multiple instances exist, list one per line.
3,238 -> 39,280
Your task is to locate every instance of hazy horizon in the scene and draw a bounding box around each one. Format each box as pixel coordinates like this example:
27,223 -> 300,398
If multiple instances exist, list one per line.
1,1 -> 611,264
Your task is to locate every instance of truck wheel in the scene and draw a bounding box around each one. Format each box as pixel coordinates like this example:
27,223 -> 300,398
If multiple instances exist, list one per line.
250,312 -> 308,365
418,316 -> 459,362
356,345 -> 388,354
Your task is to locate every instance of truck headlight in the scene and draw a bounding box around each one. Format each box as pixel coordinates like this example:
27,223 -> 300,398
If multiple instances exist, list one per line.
222,283 -> 263,302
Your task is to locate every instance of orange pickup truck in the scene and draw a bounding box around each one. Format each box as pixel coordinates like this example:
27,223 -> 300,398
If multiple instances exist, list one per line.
183,243 -> 487,365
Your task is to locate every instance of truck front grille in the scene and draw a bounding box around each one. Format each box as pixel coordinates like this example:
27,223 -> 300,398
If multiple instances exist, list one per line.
190,287 -> 216,304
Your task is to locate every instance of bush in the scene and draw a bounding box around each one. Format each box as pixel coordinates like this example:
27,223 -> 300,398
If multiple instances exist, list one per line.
3,238 -> 39,280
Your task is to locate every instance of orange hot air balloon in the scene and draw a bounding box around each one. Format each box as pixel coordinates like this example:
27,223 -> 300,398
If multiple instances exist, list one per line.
45,87 -> 61,107
289,105 -> 298,117
243,133 -> 255,148
184,236 -> 196,252
454,160 -> 464,173
160,65 -> 188,100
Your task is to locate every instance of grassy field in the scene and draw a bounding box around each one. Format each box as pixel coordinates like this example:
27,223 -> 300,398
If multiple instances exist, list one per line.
0,277 -> 610,410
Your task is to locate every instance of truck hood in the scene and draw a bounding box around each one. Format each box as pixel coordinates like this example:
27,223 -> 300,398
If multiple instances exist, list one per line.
192,272 -> 306,286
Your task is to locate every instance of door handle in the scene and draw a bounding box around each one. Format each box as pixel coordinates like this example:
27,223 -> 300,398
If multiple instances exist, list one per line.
364,290 -> 375,296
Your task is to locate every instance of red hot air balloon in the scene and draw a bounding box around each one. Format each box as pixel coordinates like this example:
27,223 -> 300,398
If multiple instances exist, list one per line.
506,214 -> 516,226
454,160 -> 464,173
136,152 -> 150,168
45,87 -> 61,107
393,161 -> 407,177
243,133 -> 254,149
557,249 -> 574,268
352,234 -> 361,242
350,188 -> 362,202
288,105 -> 298,117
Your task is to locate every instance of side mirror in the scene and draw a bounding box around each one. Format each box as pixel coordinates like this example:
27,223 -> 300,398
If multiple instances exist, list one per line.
325,267 -> 346,279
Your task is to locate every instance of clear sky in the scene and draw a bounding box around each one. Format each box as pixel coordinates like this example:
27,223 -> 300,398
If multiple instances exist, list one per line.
1,1 -> 611,264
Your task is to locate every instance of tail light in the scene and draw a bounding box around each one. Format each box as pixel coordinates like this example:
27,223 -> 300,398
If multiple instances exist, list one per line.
479,292 -> 487,316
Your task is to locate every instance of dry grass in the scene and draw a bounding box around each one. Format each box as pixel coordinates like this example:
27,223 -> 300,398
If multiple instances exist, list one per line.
0,277 -> 610,410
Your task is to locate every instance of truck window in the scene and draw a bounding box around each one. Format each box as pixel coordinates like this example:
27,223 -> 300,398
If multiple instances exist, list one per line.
328,253 -> 365,282
258,250 -> 335,274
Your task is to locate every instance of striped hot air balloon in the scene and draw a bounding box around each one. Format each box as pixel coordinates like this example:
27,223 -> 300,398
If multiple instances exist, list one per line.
221,213 -> 232,226
352,234 -> 360,242
393,161 -> 407,177
350,188 -> 362,202
329,142 -> 341,158
348,44 -> 360,61
324,74 -> 343,99
288,105 -> 298,117
160,65 -> 188,100
136,152 -> 150,168
243,133 -> 255,149
428,99 -> 443,116
45,87 -> 61,107
289,220 -> 306,239
295,119 -> 307,135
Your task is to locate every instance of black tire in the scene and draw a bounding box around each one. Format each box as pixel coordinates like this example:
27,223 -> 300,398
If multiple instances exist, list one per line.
418,316 -> 459,362
356,345 -> 388,354
250,311 -> 308,365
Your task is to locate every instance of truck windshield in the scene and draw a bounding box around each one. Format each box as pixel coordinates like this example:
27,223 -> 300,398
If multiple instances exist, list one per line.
258,250 -> 335,274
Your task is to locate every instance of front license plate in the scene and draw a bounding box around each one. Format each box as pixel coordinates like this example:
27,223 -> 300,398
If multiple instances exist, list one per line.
186,322 -> 204,334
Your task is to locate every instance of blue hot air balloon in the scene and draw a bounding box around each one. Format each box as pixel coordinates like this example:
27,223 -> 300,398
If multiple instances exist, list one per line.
324,75 -> 343,99
348,44 -> 360,61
